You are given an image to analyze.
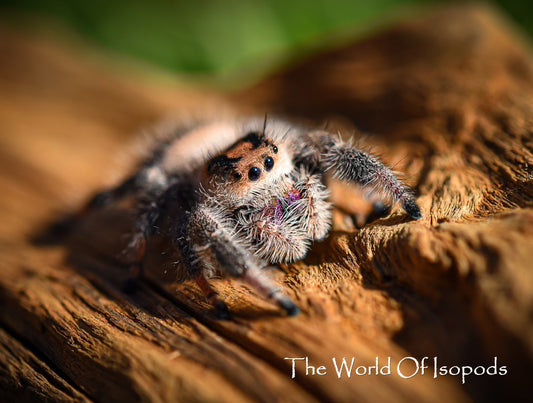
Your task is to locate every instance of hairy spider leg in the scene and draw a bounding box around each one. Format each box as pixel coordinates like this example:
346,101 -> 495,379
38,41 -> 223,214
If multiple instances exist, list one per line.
82,173 -> 141,215
82,164 -> 182,291
123,192 -> 170,291
310,132 -> 422,220
187,204 -> 300,316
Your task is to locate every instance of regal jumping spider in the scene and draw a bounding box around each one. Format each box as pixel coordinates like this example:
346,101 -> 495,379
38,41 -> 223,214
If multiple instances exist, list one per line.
82,117 -> 421,318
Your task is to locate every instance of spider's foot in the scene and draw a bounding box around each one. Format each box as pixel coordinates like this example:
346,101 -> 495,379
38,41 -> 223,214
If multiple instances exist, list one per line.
278,297 -> 301,317
402,198 -> 422,220
372,201 -> 390,217
213,300 -> 232,320
365,201 -> 391,224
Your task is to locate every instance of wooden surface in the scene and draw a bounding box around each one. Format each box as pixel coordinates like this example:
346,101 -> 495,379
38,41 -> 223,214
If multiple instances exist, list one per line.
0,4 -> 532,402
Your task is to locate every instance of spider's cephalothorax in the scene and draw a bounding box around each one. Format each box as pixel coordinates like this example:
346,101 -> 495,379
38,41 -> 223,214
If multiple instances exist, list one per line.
82,118 -> 422,318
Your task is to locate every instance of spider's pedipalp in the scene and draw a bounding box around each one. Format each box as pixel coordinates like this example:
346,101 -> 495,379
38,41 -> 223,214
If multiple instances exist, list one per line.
292,170 -> 332,240
233,170 -> 332,263
240,209 -> 310,263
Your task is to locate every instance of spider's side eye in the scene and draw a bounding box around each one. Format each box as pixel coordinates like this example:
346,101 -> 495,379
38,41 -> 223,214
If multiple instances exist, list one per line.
272,145 -> 278,154
248,167 -> 261,181
264,156 -> 274,171
233,172 -> 242,181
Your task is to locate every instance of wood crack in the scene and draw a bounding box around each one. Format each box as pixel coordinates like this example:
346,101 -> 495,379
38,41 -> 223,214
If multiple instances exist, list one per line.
0,323 -> 92,402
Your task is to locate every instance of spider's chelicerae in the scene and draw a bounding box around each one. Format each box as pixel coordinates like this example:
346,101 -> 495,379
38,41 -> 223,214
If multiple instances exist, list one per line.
82,117 -> 422,318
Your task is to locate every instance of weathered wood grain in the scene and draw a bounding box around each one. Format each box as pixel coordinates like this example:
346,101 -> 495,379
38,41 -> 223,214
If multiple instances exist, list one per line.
0,242 -> 316,403
0,3 -> 531,403
0,327 -> 90,403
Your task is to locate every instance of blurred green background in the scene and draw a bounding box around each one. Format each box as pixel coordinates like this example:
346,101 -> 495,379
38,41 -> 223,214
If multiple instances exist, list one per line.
0,0 -> 530,86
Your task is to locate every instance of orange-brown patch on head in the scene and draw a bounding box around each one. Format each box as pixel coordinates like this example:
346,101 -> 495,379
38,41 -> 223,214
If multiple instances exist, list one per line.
204,134 -> 280,195
226,141 -> 267,170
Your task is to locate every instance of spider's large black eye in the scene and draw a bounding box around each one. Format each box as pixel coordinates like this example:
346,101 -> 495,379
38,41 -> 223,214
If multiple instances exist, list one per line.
264,156 -> 274,171
248,167 -> 261,181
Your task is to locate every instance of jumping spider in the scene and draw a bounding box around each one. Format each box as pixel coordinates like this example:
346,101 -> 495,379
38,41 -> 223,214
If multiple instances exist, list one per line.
82,117 -> 422,318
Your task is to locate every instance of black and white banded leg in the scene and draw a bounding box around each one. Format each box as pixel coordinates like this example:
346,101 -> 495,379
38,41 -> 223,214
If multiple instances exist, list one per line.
318,134 -> 422,219
186,204 -> 300,316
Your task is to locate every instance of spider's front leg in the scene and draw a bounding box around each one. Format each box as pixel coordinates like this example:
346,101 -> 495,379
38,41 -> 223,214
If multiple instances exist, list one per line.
185,204 -> 300,317
314,133 -> 422,220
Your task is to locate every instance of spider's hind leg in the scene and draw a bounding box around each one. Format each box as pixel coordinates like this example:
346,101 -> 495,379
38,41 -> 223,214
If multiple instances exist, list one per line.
38,173 -> 143,243
83,173 -> 140,214
121,174 -> 177,292
121,198 -> 167,292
